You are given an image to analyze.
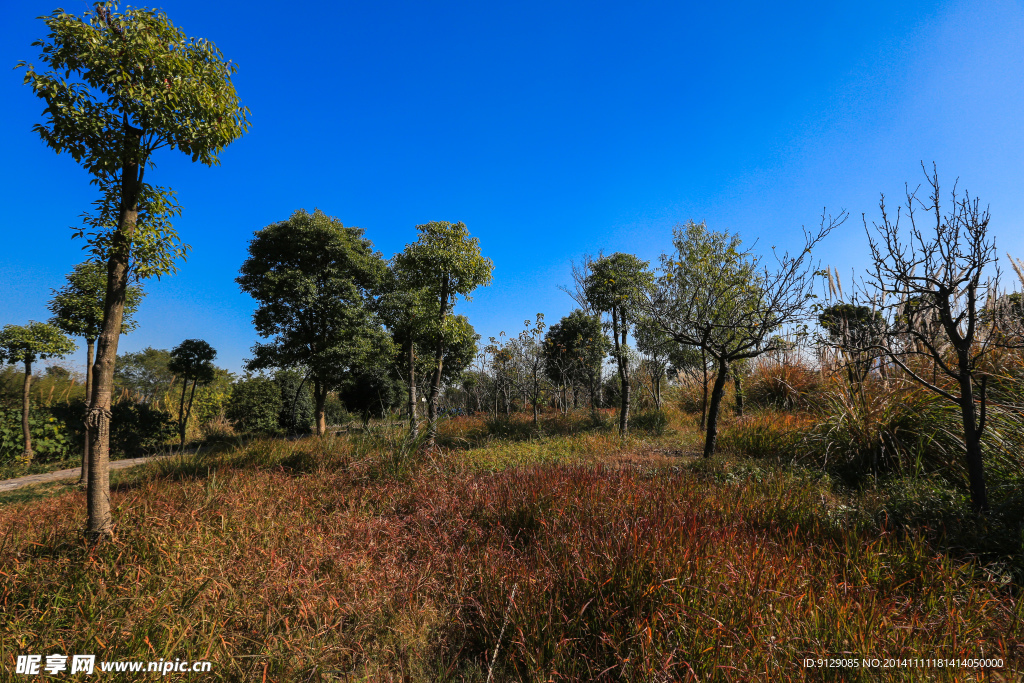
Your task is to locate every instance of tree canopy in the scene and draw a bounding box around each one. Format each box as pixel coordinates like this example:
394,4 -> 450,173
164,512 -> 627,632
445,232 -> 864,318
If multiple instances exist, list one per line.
237,208 -> 393,435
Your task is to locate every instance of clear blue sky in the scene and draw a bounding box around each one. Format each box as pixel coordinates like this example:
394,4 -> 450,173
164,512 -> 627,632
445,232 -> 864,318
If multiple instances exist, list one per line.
2,0 -> 1023,374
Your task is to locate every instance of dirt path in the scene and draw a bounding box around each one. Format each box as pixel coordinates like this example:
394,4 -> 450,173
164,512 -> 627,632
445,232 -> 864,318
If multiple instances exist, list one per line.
0,455 -> 172,493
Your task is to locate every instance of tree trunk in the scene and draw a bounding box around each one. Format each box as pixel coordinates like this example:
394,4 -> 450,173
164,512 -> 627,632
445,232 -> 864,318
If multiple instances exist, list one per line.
702,358 -> 730,458
21,358 -> 33,462
733,363 -> 744,417
86,124 -> 142,542
958,374 -> 989,513
700,347 -> 708,430
533,374 -> 540,427
177,377 -> 189,448
182,378 -> 199,445
407,338 -> 418,437
612,308 -> 630,436
313,381 -> 327,436
425,277 -> 450,448
79,339 -> 95,485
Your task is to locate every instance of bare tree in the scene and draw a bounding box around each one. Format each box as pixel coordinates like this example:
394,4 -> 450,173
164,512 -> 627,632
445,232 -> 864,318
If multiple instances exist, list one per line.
859,164 -> 1020,513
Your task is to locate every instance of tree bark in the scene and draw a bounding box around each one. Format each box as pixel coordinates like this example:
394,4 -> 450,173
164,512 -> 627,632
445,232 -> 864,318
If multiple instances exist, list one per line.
21,358 -> 33,462
612,308 -> 630,436
703,358 -> 730,458
79,339 -> 94,485
86,124 -> 142,542
313,381 -> 327,436
425,276 -> 450,448
183,378 -> 199,445
700,347 -> 708,430
177,377 -> 189,448
958,374 -> 989,513
733,363 -> 744,417
407,338 -> 418,438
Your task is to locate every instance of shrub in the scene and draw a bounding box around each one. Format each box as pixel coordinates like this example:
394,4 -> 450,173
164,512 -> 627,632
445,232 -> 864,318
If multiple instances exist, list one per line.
110,401 -> 176,455
745,358 -> 820,410
226,376 -> 282,434
0,408 -> 73,462
630,408 -> 669,436
275,369 -> 313,434
323,393 -> 349,426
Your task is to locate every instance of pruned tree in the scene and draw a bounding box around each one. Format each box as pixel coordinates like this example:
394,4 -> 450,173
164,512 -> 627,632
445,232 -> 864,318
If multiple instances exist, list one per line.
167,339 -> 216,448
19,2 -> 249,539
583,253 -> 654,436
644,217 -> 839,457
0,322 -> 76,463
393,221 -> 493,447
858,164 -> 1021,513
237,209 -> 393,436
48,261 -> 143,483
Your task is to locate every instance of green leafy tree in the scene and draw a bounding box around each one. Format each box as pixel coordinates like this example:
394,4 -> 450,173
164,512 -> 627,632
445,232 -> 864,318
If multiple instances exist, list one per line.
645,218 -> 838,457
544,310 -> 609,417
583,253 -> 654,435
167,339 -> 216,448
237,209 -> 393,435
376,266 -> 432,437
393,221 -> 493,447
226,376 -> 282,434
114,347 -> 174,402
48,260 -> 143,483
19,2 -> 250,539
0,322 -> 76,463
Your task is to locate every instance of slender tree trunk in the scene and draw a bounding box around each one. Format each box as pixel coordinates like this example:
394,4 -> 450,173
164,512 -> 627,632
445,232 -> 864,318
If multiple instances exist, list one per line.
21,358 -> 33,462
958,374 -> 989,513
612,308 -> 630,436
313,381 -> 327,436
733,363 -> 744,417
532,373 -> 540,427
79,339 -> 95,485
700,347 -> 708,430
86,124 -> 142,542
407,338 -> 418,437
703,358 -> 730,458
177,377 -> 189,448
182,379 -> 199,446
425,278 -> 450,448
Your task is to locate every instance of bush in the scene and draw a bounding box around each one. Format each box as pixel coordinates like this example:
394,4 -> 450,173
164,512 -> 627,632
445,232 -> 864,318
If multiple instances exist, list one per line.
631,408 -> 669,436
110,401 -> 176,455
745,359 -> 820,410
226,376 -> 282,434
0,408 -> 73,462
275,369 -> 313,434
323,393 -> 349,426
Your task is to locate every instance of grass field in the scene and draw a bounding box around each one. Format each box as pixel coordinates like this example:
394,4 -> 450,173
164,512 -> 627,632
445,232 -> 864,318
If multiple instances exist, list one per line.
0,412 -> 1021,681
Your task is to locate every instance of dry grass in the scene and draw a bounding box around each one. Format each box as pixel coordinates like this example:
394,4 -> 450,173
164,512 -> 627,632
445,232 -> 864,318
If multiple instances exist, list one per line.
0,416 -> 1021,681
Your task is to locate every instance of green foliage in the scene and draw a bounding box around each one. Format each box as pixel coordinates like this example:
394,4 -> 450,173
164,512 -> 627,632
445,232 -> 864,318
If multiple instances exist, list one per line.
0,409 -> 72,462
168,340 -> 217,385
226,376 -> 281,435
323,394 -> 350,426
48,261 -> 144,339
630,408 -> 670,435
543,309 -> 608,387
338,366 -> 404,422
818,303 -> 885,347
274,369 -> 313,435
237,209 -> 393,403
583,252 -> 653,323
0,322 -> 76,367
393,221 -> 494,309
114,347 -> 174,402
110,400 -> 175,455
18,2 -> 250,173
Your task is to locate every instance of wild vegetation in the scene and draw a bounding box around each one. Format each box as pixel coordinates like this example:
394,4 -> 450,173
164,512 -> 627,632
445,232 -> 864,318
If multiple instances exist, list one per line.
5,3 -> 1024,681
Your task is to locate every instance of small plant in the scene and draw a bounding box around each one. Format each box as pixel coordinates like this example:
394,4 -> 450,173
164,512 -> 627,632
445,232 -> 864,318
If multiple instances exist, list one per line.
630,408 -> 669,436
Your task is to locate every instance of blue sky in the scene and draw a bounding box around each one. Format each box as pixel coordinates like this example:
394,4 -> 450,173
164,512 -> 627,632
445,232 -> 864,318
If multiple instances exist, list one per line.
2,0 -> 1023,374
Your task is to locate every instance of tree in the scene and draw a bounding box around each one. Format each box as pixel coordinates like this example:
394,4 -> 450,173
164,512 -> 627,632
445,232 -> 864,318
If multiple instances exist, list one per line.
393,221 -> 493,447
544,310 -> 609,417
226,375 -> 281,434
644,218 -> 838,457
0,323 -> 76,463
583,253 -> 654,436
20,3 -> 250,539
237,209 -> 392,436
114,347 -> 174,403
49,261 -> 143,483
167,339 -> 216,448
817,302 -> 885,386
858,165 -> 1021,513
